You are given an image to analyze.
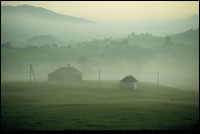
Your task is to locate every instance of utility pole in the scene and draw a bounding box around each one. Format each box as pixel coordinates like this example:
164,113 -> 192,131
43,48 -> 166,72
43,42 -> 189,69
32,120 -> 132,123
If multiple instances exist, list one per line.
30,64 -> 37,85
138,65 -> 141,81
30,64 -> 32,84
99,69 -> 100,88
31,65 -> 37,85
157,72 -> 159,88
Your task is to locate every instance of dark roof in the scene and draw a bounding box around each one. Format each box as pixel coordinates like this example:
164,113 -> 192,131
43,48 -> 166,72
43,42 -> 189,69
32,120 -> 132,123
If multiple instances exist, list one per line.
49,66 -> 81,76
120,75 -> 137,82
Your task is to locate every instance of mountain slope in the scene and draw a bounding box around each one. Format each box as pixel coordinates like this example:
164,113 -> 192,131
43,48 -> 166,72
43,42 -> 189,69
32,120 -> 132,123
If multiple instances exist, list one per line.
1,5 -> 93,23
1,5 -> 199,46
1,5 -> 98,45
171,28 -> 199,45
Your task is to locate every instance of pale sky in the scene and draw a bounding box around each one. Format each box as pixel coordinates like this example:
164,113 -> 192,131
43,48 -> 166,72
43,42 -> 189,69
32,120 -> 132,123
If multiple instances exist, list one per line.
1,1 -> 199,23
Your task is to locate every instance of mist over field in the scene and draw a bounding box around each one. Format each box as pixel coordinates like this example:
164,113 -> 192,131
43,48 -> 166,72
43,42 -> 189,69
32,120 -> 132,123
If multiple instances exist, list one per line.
1,2 -> 199,131
1,5 -> 199,91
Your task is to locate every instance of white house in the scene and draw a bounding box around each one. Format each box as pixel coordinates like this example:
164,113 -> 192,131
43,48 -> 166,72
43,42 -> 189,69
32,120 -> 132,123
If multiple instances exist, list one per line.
120,75 -> 138,89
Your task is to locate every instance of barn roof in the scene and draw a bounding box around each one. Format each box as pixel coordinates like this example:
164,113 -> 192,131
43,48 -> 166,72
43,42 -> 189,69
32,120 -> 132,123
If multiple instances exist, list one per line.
49,65 -> 81,76
120,75 -> 137,82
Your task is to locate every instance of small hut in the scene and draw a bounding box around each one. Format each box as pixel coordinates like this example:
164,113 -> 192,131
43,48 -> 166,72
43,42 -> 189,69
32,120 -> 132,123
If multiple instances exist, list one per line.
48,65 -> 82,82
120,75 -> 138,89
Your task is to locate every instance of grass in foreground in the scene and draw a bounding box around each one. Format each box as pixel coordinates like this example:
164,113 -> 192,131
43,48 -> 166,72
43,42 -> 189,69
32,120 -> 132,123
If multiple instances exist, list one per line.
1,81 -> 199,130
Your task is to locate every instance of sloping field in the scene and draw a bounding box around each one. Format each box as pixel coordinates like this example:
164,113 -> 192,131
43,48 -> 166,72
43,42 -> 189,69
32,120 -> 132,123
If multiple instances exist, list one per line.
1,81 -> 199,130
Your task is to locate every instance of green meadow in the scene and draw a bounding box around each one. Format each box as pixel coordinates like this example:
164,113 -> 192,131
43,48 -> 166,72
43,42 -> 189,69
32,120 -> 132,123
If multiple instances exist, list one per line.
1,81 -> 199,130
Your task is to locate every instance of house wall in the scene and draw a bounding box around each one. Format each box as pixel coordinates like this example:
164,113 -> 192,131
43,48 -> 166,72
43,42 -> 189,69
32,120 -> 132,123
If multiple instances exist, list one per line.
120,82 -> 135,89
133,83 -> 137,89
120,82 -> 137,89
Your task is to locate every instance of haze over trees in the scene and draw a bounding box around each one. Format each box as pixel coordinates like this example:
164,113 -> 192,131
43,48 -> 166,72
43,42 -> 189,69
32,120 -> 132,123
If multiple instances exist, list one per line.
1,2 -> 199,131
1,27 -> 199,91
1,4 -> 199,91
1,5 -> 199,45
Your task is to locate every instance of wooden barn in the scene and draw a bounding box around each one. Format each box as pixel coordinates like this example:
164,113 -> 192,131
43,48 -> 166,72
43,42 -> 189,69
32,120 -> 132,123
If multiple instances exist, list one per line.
120,75 -> 138,89
48,65 -> 82,82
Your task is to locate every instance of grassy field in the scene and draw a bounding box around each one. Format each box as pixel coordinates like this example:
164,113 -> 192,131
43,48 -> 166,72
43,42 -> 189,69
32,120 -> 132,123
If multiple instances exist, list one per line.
1,81 -> 199,130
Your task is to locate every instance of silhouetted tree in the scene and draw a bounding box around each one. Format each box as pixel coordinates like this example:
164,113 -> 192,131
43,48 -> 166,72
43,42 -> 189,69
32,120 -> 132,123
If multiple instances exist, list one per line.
120,39 -> 129,45
163,36 -> 174,46
78,56 -> 87,66
1,42 -> 12,48
40,44 -> 51,49
131,32 -> 135,37
26,45 -> 38,50
52,43 -> 58,48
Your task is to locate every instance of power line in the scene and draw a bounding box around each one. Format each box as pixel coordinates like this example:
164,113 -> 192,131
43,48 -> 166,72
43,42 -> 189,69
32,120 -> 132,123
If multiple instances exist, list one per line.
99,69 -> 100,88
157,72 -> 159,88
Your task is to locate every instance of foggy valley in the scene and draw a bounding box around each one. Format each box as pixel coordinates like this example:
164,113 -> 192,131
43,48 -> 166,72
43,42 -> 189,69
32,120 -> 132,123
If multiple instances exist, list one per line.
1,5 -> 199,90
1,2 -> 199,131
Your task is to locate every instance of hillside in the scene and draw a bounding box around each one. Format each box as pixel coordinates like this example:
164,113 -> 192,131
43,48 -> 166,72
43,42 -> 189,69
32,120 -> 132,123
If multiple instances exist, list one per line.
1,5 -> 93,23
25,35 -> 64,47
171,28 -> 199,45
1,5 -> 97,44
1,5 -> 199,46
19,28 -> 199,48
